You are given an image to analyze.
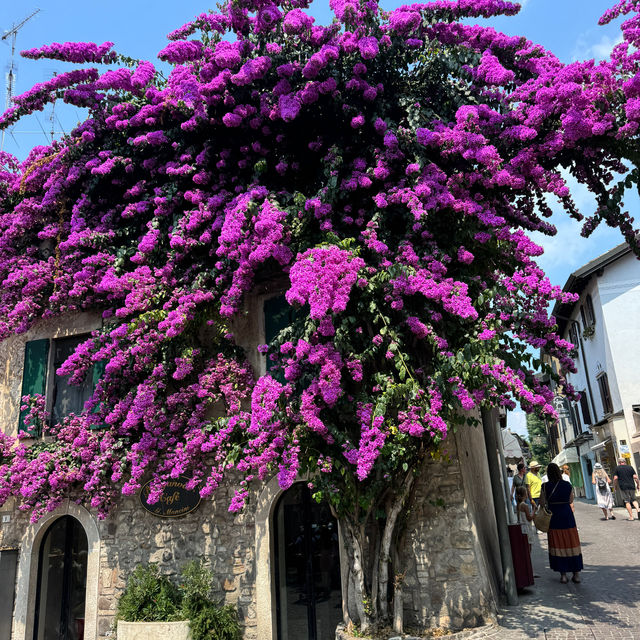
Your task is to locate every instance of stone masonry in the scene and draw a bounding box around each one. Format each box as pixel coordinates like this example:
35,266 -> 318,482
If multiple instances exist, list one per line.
0,302 -> 502,639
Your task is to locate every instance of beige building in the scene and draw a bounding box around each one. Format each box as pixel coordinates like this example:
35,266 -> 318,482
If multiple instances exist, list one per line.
0,296 -> 505,640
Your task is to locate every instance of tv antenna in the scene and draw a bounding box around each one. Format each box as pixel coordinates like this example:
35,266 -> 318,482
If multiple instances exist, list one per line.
1,8 -> 41,151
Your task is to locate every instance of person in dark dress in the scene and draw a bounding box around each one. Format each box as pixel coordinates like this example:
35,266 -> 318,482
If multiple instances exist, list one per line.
539,463 -> 583,584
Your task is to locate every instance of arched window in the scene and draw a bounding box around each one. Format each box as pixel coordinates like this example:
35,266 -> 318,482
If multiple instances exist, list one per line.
34,516 -> 88,640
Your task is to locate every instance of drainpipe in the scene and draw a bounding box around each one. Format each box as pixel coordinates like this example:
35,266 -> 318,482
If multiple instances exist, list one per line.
575,320 -> 598,500
481,406 -> 518,606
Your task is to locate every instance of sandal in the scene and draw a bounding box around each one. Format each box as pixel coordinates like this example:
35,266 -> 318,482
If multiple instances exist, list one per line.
572,575 -> 581,584
560,575 -> 568,584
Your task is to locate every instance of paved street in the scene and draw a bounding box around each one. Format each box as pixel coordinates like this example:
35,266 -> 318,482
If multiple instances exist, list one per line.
475,499 -> 640,639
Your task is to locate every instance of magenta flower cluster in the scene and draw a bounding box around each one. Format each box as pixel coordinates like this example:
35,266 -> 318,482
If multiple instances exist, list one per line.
286,247 -> 365,320
0,0 -> 637,520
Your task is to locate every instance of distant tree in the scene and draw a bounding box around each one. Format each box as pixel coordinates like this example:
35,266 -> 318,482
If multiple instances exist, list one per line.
526,413 -> 551,467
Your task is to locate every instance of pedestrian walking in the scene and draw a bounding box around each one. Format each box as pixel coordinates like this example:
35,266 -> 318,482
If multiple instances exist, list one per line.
511,461 -> 531,504
539,462 -> 583,584
592,462 -> 614,520
561,464 -> 575,513
526,461 -> 542,506
612,458 -> 640,521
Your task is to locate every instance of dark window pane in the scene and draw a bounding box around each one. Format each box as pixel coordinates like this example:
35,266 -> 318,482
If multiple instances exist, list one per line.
579,392 -> 591,427
585,295 -> 596,326
572,405 -> 581,439
52,336 -> 94,425
264,296 -> 297,376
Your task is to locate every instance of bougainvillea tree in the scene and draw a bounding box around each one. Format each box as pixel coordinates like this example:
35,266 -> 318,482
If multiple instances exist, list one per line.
0,0 -> 639,631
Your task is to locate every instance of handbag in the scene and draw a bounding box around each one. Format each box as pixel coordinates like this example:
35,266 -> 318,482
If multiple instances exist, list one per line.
533,483 -> 559,533
534,504 -> 552,532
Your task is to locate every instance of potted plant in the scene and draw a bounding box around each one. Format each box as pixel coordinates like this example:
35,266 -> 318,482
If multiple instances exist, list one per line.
116,562 -> 241,640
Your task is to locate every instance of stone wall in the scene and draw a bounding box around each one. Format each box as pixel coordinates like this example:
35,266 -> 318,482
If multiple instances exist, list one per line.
0,305 -> 502,639
0,486 -> 258,640
95,485 -> 257,639
399,418 -> 499,631
1,444 -> 501,640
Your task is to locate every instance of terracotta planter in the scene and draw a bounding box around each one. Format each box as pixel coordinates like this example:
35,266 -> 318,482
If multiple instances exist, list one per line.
117,620 -> 191,640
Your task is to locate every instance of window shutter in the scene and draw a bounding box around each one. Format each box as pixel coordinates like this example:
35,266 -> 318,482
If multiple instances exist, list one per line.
598,374 -> 613,414
585,294 -> 596,327
90,360 -> 107,429
579,391 -> 592,427
19,339 -> 50,436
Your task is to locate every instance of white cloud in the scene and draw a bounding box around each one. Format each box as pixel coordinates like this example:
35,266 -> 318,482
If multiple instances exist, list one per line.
531,219 -> 622,286
506,409 -> 528,438
572,31 -> 623,61
529,170 -> 636,287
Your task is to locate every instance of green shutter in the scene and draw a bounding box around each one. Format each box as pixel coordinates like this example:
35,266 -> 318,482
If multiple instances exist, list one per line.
90,360 -> 107,429
19,339 -> 50,436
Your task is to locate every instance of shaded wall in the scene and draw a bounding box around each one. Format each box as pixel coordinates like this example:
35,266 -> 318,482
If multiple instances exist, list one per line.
400,417 -> 500,631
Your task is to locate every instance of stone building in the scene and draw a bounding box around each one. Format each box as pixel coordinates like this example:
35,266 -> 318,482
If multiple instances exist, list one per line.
0,293 -> 504,640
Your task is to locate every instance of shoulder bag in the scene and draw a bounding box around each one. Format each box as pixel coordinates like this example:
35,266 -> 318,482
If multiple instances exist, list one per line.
533,483 -> 558,533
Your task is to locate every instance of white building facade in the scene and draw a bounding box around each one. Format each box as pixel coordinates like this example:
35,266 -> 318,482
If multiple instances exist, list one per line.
548,242 -> 640,500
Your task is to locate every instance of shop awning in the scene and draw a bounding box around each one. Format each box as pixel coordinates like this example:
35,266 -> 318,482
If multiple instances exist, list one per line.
501,429 -> 523,460
564,431 -> 594,448
591,437 -> 611,453
552,448 -> 579,466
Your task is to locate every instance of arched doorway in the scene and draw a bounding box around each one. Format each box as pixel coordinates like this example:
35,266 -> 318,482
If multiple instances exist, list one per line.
33,516 -> 88,640
273,483 -> 342,640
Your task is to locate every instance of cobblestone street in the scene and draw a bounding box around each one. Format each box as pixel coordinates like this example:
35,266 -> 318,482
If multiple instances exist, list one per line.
473,499 -> 640,639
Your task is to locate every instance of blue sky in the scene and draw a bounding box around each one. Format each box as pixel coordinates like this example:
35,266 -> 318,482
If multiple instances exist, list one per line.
0,1 -> 634,436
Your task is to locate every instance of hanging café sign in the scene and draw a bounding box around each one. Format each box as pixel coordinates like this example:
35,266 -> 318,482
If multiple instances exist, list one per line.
139,478 -> 201,518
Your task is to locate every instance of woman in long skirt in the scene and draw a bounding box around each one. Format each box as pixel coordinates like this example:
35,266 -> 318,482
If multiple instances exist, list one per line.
540,462 -> 583,584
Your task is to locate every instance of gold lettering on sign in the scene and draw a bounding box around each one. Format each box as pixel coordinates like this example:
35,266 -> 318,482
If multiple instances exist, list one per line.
139,478 -> 201,518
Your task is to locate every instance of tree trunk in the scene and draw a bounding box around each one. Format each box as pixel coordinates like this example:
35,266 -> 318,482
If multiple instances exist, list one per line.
378,470 -> 415,620
370,521 -> 381,620
392,577 -> 404,633
341,519 -> 372,633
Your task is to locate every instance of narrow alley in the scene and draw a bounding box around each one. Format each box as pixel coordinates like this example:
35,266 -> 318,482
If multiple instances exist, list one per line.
473,499 -> 640,639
